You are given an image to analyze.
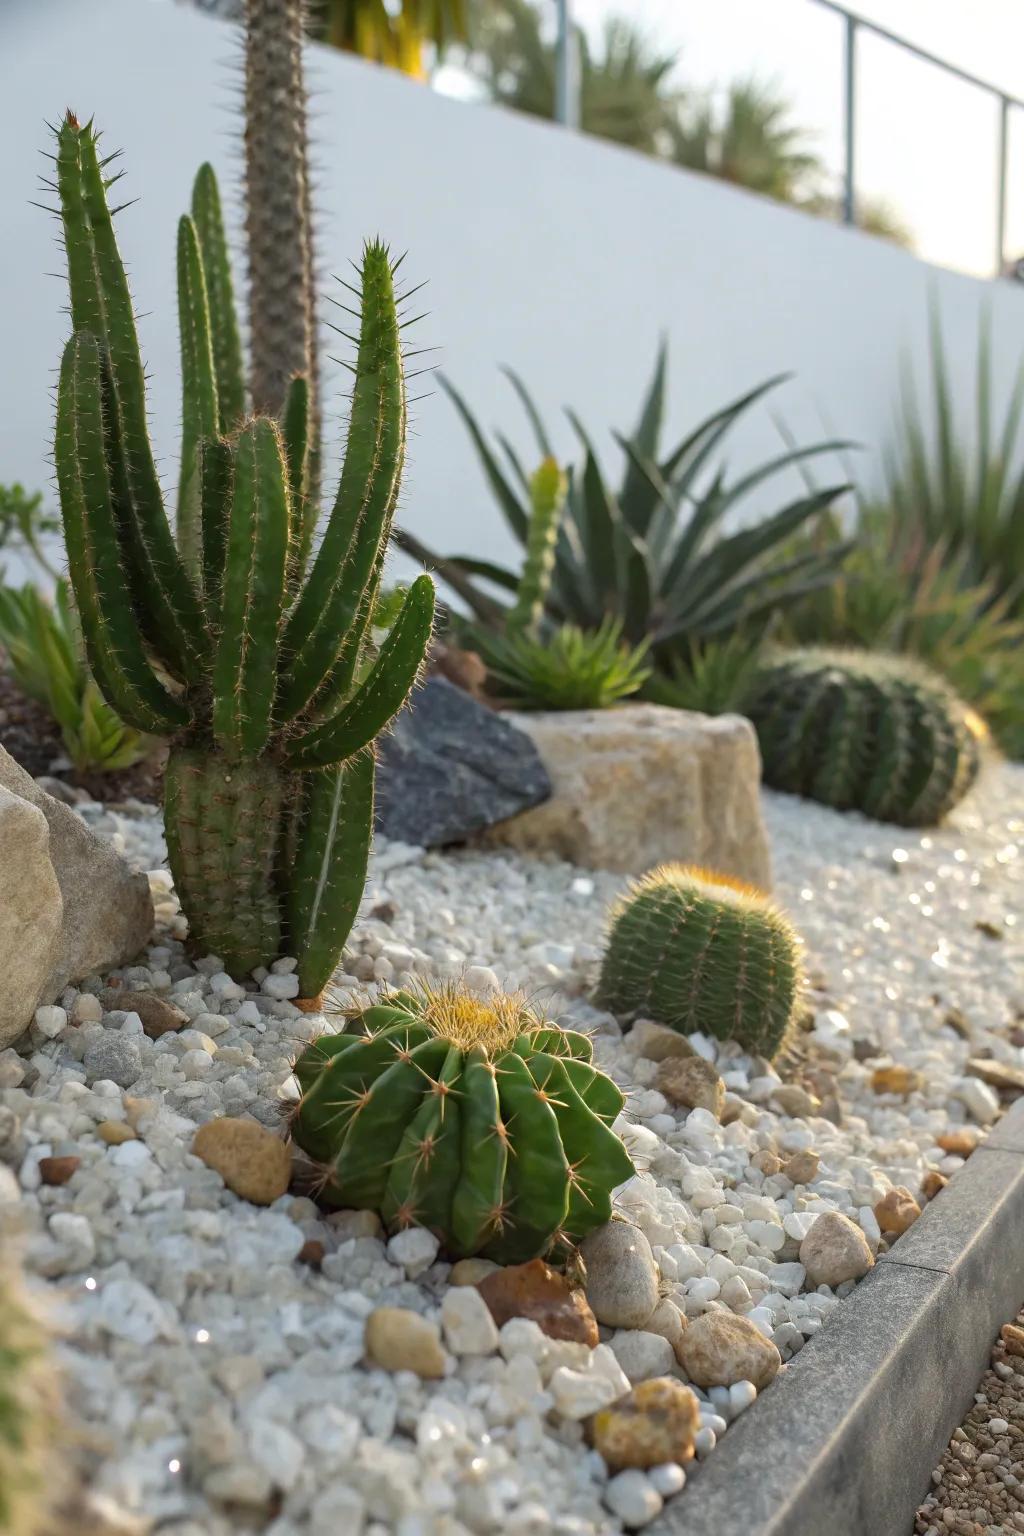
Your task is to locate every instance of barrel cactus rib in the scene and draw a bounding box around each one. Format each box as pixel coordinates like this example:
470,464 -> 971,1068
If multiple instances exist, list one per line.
599,865 -> 802,1060
51,112 -> 434,985
749,648 -> 983,827
290,985 -> 635,1260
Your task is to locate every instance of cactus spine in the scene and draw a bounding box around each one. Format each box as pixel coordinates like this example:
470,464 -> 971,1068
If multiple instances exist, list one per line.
749,648 -> 983,827
507,456 -> 568,635
599,865 -> 802,1060
290,984 -> 635,1260
53,115 -> 434,994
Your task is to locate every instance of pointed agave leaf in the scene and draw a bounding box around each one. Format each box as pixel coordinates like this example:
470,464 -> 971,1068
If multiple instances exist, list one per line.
54,332 -> 187,734
501,366 -> 554,459
290,752 -> 375,999
176,214 -> 219,579
286,574 -> 434,770
279,242 -> 405,719
190,162 -> 246,432
56,114 -> 206,682
618,338 -> 667,531
211,419 -> 290,757
439,375 -> 529,544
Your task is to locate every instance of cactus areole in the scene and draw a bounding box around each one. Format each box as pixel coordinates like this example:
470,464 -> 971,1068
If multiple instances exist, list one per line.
290,986 -> 636,1261
51,114 -> 434,994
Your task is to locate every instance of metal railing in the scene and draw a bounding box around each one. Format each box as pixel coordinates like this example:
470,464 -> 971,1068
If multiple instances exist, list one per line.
552,0 -> 1024,276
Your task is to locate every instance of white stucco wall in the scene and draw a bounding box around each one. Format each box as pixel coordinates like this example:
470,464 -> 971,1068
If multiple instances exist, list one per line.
3,0 -> 1024,582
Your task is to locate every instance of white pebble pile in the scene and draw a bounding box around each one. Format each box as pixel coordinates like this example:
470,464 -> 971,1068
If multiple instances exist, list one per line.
1,762 -> 1021,1536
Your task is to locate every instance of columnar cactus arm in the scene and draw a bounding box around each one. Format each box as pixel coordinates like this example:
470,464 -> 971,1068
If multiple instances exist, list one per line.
278,243 -> 405,719
287,752 -> 375,999
56,114 -> 207,683
282,374 -> 312,579
199,436 -> 233,626
508,456 -> 568,636
55,332 -> 188,734
211,419 -> 290,757
190,163 -> 246,433
176,214 -> 219,580
284,574 -> 434,769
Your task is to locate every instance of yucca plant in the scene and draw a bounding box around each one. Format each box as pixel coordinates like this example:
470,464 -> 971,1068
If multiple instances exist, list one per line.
50,114 -> 433,995
396,345 -> 852,671
0,580 -> 148,775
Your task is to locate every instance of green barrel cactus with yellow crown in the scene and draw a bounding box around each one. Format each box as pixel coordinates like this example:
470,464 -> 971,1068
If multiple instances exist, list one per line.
290,984 -> 635,1261
599,865 -> 802,1060
749,648 -> 984,827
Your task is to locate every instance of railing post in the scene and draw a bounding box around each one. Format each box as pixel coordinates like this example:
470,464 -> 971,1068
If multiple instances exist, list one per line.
842,11 -> 857,226
555,0 -> 579,128
996,95 -> 1009,276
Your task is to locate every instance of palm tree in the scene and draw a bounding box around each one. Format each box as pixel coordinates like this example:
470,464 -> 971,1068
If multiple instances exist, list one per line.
471,0 -> 683,156
306,0 -> 469,77
670,77 -> 823,203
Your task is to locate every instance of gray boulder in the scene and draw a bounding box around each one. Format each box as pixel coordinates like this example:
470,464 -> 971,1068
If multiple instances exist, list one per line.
375,678 -> 550,848
0,746 -> 154,1047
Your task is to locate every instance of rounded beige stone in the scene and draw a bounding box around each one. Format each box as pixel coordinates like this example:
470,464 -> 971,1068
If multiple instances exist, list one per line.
192,1117 -> 292,1205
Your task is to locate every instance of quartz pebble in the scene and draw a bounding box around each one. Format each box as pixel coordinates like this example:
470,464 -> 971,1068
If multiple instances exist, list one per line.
441,1285 -> 500,1355
676,1311 -> 781,1389
800,1211 -> 875,1287
580,1223 -> 660,1328
604,1469 -> 664,1528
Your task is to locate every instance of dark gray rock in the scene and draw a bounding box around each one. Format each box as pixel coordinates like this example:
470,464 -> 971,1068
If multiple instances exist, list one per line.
375,678 -> 550,848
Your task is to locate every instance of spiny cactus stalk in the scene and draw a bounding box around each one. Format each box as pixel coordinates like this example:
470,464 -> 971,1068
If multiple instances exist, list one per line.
507,456 -> 568,636
749,648 -> 984,827
52,114 -> 433,995
599,865 -> 802,1059
0,1262 -> 58,1536
290,983 -> 635,1261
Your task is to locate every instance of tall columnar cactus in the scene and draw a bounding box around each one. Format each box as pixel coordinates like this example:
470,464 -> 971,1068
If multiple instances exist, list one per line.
0,1262 -> 58,1536
599,865 -> 802,1060
52,114 -> 433,995
749,648 -> 984,827
507,456 -> 568,636
290,984 -> 636,1260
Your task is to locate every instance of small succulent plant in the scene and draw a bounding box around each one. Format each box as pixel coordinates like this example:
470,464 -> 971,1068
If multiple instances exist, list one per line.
478,617 -> 651,711
0,1262 -> 58,1536
290,983 -> 635,1261
599,865 -> 802,1060
749,648 -> 984,826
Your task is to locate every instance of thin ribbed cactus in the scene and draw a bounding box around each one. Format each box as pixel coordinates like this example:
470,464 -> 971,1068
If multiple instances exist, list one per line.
599,865 -> 802,1059
290,983 -> 635,1260
52,114 -> 434,995
749,648 -> 984,827
507,456 -> 568,636
0,1261 -> 58,1536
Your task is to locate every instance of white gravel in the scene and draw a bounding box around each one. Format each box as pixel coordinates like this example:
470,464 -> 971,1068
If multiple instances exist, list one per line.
1,762 -> 1021,1536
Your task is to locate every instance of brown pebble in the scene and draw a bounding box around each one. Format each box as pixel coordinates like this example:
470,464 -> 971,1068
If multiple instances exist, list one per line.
1000,1324 -> 1024,1357
293,993 -> 325,1014
192,1117 -> 292,1206
297,1239 -> 325,1268
871,1065 -> 922,1097
921,1171 -> 949,1202
751,1150 -> 783,1176
937,1130 -> 981,1158
874,1186 -> 922,1236
97,1121 -> 136,1145
39,1155 -> 80,1186
477,1258 -> 598,1346
783,1150 -> 820,1185
591,1377 -> 699,1470
100,988 -> 187,1039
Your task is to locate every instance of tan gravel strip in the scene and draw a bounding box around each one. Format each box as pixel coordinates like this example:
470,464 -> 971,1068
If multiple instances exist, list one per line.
915,1307 -> 1024,1535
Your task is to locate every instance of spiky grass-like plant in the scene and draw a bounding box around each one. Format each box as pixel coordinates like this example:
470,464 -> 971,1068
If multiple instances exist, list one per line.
599,865 -> 802,1060
50,114 -> 433,995
290,982 -> 635,1261
749,648 -> 984,827
478,617 -> 651,711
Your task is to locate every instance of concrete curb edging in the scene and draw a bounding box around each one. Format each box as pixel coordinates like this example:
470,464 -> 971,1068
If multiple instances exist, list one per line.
657,1097 -> 1024,1536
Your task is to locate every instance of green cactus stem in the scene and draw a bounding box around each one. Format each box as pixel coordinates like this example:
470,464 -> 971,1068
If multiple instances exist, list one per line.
508,455 -> 568,636
749,648 -> 984,827
599,865 -> 802,1060
52,114 -> 434,992
290,983 -> 636,1261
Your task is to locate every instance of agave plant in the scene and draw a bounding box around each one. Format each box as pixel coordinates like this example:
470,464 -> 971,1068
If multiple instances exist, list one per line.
50,114 -> 433,995
644,631 -> 761,717
0,581 -> 148,775
397,345 -> 851,671
479,618 -> 651,711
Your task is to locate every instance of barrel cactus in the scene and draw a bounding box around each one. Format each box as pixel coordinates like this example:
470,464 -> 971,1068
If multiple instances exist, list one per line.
51,113 -> 433,995
0,1262 -> 58,1536
290,984 -> 635,1261
599,865 -> 802,1059
748,648 -> 984,827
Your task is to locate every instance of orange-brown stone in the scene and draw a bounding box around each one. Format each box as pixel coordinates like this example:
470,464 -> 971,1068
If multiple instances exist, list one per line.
477,1258 -> 598,1346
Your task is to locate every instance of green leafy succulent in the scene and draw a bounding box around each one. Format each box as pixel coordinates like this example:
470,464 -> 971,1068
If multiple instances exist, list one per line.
478,618 -> 651,711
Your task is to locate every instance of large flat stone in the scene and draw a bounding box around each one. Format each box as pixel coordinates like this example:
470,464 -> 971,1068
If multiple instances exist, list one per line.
0,746 -> 153,1035
375,678 -> 551,848
0,785 -> 63,1049
485,705 -> 772,886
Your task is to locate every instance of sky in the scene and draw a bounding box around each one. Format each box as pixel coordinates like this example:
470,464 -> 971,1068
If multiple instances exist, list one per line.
446,0 -> 1024,277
